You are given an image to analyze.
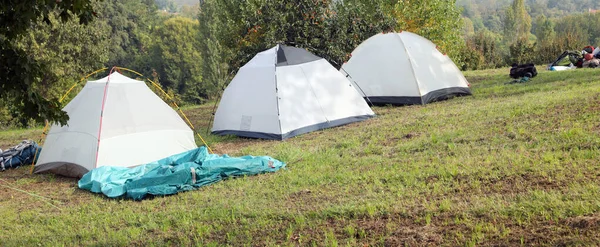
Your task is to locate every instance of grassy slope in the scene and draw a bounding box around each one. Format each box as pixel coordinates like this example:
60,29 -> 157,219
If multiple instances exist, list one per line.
1,68 -> 600,246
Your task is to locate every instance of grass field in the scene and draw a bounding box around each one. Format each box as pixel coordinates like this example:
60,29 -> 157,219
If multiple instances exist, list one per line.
1,67 -> 600,246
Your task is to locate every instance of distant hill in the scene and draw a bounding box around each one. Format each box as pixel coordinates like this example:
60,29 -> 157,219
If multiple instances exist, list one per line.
155,0 -> 197,13
457,0 -> 600,33
457,0 -> 600,19
171,0 -> 197,7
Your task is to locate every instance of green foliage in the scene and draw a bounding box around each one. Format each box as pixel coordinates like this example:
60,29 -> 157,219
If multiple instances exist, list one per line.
96,0 -> 158,68
534,15 -> 556,46
180,4 -> 200,19
463,30 -> 503,69
461,1 -> 600,69
232,0 -> 335,69
14,11 -> 111,105
330,0 -> 396,65
198,0 -> 456,92
459,45 -> 485,70
508,38 -> 537,64
393,0 -> 465,66
554,13 -> 600,46
458,0 -> 600,21
0,0 -> 101,127
198,0 -> 242,96
463,17 -> 475,37
155,0 -> 179,13
503,0 -> 532,44
232,0 -> 395,69
534,15 -> 560,64
152,17 -> 205,103
0,0 -> 98,40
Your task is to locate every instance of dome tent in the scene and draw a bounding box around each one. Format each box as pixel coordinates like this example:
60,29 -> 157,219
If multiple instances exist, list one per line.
34,72 -> 197,178
212,44 -> 375,140
341,31 -> 472,105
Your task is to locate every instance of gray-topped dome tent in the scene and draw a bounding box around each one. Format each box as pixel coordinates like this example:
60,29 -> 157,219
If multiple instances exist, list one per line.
211,44 -> 375,140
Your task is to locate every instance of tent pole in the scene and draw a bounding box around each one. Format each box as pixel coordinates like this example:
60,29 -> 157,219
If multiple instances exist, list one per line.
113,66 -> 214,153
206,87 -> 224,136
94,66 -> 117,168
207,70 -> 235,135
339,66 -> 375,107
140,75 -> 215,154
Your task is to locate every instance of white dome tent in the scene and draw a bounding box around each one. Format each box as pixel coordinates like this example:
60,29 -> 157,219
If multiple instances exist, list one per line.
341,31 -> 472,105
212,44 -> 375,140
34,72 -> 197,178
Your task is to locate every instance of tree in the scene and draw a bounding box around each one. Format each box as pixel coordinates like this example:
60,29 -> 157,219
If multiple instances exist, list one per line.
198,0 -> 396,94
534,14 -> 555,46
14,11 -> 111,106
503,0 -> 532,44
198,0 -> 246,97
463,17 -> 475,37
393,0 -> 465,66
96,0 -> 158,68
180,4 -> 199,18
466,30 -> 503,69
0,0 -> 100,126
152,17 -> 205,103
533,14 -> 559,64
329,0 -> 396,66
155,0 -> 178,13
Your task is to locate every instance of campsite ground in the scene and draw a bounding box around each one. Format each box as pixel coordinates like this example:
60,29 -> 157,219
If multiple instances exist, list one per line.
1,67 -> 600,246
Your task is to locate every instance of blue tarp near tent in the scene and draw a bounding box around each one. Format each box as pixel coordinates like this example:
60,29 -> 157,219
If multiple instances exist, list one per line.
78,147 -> 285,200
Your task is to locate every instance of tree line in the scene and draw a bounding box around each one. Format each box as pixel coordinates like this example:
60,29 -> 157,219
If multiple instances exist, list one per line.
1,0 -> 599,128
1,0 -> 204,128
460,0 -> 600,69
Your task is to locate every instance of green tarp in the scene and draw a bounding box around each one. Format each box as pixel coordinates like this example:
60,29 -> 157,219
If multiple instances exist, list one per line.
78,147 -> 285,200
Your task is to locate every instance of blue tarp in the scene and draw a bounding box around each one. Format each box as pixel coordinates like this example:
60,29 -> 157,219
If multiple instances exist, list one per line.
78,147 -> 285,200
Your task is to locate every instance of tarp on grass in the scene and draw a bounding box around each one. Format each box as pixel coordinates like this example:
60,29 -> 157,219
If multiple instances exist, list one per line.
78,147 -> 285,200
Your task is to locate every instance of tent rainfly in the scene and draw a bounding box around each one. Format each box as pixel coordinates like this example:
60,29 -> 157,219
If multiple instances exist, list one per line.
341,31 -> 472,105
34,72 -> 197,178
212,44 -> 375,140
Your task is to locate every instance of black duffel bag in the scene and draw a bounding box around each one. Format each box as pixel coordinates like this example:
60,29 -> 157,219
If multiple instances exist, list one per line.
510,63 -> 538,79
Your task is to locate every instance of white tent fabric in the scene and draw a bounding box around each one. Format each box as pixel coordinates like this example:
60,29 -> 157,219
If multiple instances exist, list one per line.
341,31 -> 471,105
212,45 -> 375,140
34,72 -> 197,178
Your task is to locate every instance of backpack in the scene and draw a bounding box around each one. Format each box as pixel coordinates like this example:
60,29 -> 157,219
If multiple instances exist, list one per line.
510,63 -> 538,79
0,140 -> 41,171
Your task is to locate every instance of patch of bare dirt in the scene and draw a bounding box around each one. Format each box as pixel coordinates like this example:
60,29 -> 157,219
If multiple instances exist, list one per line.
0,167 -> 83,210
384,226 -> 444,246
448,172 -> 566,197
288,189 -> 312,201
564,215 -> 600,229
211,139 -> 268,155
283,188 -> 346,213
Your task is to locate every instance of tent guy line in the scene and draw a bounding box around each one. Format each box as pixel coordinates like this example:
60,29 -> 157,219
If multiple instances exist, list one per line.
0,179 -> 62,210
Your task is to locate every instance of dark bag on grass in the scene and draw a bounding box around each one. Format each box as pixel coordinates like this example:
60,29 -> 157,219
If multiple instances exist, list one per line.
0,140 -> 41,171
510,63 -> 538,79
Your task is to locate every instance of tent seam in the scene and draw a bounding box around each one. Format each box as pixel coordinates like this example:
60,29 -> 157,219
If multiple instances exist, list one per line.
275,45 -> 283,138
299,62 -> 329,122
95,70 -> 114,168
395,33 -> 425,105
